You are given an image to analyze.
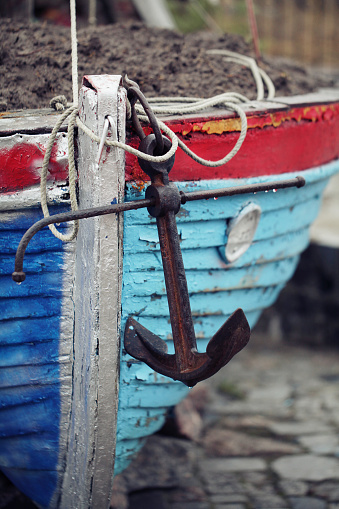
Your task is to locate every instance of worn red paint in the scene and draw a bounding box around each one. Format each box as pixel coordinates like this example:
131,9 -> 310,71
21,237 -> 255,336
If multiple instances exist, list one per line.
0,142 -> 68,193
125,103 -> 339,182
1,103 -> 339,193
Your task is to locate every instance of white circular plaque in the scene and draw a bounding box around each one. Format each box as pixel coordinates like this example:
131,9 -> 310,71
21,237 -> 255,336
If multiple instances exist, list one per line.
224,203 -> 261,263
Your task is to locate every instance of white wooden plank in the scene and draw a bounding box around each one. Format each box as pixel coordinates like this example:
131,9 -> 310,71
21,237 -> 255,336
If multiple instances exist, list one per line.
59,75 -> 125,509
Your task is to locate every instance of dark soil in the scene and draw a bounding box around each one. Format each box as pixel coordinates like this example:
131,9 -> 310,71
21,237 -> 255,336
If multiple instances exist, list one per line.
0,19 -> 336,111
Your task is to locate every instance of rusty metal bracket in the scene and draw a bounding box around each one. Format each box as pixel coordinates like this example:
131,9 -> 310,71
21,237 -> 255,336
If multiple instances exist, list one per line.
12,134 -> 305,386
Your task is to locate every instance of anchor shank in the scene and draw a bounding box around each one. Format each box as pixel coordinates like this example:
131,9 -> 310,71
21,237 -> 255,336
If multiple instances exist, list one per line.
156,211 -> 198,372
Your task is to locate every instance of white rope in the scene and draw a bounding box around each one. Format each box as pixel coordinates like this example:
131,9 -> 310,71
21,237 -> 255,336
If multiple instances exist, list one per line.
169,104 -> 247,167
137,92 -> 248,116
40,105 -> 79,241
146,92 -> 249,104
70,0 -> 78,106
76,115 -> 179,163
257,67 -> 276,100
75,100 -> 247,169
206,49 -> 275,100
40,1 -> 79,241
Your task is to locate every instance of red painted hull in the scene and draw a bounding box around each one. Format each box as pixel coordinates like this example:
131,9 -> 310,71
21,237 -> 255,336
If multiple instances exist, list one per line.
125,103 -> 339,183
1,100 -> 339,193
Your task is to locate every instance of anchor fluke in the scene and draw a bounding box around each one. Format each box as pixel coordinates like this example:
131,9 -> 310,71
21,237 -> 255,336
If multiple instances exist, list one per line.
124,308 -> 250,387
205,308 -> 250,365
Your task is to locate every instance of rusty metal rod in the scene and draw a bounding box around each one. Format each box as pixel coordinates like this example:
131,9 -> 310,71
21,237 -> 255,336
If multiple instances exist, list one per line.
12,198 -> 154,282
12,176 -> 305,283
127,86 -> 164,154
156,211 -> 199,372
181,176 -> 305,203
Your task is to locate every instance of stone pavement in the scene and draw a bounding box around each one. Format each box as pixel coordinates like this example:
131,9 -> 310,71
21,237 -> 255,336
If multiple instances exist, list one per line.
1,334 -> 338,508
111,333 -> 339,509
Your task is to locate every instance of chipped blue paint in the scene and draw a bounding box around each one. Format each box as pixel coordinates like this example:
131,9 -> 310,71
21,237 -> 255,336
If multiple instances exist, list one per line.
0,208 -> 65,508
124,229 -> 310,273
124,197 -> 320,253
114,162 -> 339,475
121,284 -> 284,318
123,256 -> 298,296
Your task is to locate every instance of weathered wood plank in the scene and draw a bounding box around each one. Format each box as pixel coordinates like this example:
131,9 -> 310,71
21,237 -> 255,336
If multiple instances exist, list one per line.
123,256 -> 298,296
60,75 -> 126,509
121,284 -> 283,318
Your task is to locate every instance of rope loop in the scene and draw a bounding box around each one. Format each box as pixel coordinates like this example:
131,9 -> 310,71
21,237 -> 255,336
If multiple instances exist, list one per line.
42,87 -> 248,243
40,105 -> 79,242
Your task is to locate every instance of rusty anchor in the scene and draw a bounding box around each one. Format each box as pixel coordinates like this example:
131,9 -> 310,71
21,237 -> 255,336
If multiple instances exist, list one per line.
12,132 -> 305,387
124,133 -> 251,386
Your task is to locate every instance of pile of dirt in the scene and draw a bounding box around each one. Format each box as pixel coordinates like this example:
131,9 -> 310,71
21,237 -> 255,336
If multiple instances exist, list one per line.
0,18 -> 336,111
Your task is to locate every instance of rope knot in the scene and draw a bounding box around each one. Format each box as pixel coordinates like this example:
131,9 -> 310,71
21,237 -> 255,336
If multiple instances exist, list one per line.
50,95 -> 69,111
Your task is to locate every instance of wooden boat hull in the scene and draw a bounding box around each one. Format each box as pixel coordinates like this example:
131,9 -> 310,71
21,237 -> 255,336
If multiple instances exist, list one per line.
116,161 -> 339,474
1,86 -> 339,507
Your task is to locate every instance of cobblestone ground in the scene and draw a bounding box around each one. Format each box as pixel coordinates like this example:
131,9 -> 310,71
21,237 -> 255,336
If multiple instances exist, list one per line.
111,334 -> 339,509
1,335 -> 338,509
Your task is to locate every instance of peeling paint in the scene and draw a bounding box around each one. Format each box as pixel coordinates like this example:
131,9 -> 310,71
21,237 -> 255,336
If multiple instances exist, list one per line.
2,94 -> 339,505
0,136 -> 69,193
130,180 -> 147,193
181,104 -> 339,135
125,101 -> 339,182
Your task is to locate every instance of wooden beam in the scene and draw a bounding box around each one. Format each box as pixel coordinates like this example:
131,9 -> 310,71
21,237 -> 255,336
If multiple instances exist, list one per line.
59,75 -> 126,509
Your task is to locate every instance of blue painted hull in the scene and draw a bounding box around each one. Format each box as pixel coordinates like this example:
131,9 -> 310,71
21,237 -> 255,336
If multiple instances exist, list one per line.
1,161 -> 338,506
115,161 -> 339,474
0,206 -> 69,507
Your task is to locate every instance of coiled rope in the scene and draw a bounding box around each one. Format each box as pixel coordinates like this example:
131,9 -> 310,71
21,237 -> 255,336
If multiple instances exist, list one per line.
42,0 -> 275,241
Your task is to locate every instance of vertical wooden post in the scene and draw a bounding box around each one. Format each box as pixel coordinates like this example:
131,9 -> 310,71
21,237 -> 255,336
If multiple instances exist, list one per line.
60,76 -> 126,509
246,0 -> 261,61
304,0 -> 314,65
323,0 -> 337,69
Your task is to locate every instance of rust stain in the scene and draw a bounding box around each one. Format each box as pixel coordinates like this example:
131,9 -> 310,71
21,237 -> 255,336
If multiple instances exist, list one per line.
145,416 -> 159,427
199,118 -> 242,134
179,104 -> 339,135
131,180 -> 147,192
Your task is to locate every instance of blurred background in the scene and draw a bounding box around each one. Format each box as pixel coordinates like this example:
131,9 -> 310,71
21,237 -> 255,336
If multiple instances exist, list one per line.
1,0 -> 339,72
